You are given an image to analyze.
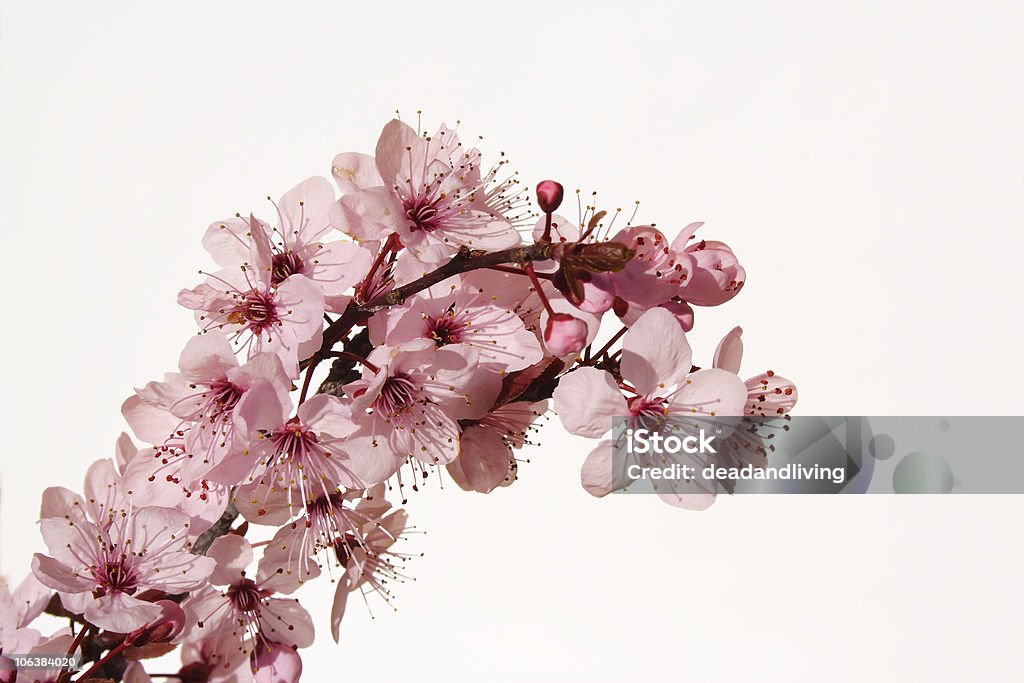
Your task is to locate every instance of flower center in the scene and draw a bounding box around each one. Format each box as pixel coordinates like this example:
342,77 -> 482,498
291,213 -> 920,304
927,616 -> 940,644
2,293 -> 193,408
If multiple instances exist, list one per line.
267,417 -> 324,464
91,555 -> 138,596
207,379 -> 242,413
627,395 -> 669,431
426,310 -> 464,347
271,251 -> 305,286
403,195 -> 442,233
374,374 -> 418,418
227,289 -> 279,332
227,578 -> 264,613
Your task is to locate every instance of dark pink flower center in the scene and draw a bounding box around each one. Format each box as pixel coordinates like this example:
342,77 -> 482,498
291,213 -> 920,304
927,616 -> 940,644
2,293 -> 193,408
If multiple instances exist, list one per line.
426,310 -> 464,347
267,417 -> 327,464
206,379 -> 242,413
271,251 -> 305,286
403,195 -> 443,233
227,578 -> 265,613
374,374 -> 418,418
91,555 -> 138,596
228,289 -> 279,332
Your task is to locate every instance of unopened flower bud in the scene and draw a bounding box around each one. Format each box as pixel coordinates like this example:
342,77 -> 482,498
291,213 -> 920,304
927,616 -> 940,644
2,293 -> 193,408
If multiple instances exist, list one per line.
251,641 -> 303,683
126,600 -> 187,646
544,313 -> 588,357
148,600 -> 187,643
536,180 -> 564,214
0,655 -> 16,683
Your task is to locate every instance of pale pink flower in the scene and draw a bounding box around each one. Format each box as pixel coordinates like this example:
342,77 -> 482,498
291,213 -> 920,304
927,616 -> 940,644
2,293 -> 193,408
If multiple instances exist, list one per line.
328,507 -> 411,642
672,222 -> 745,306
177,222 -> 325,374
369,273 -> 543,373
122,335 -> 293,486
231,391 -> 379,514
331,120 -> 522,266
344,340 -> 500,469
553,307 -> 747,507
0,574 -> 50,654
447,400 -> 548,493
713,326 -> 798,416
32,506 -> 215,632
590,225 -> 694,315
183,535 -> 313,651
202,177 -> 372,313
122,335 -> 296,485
42,440 -> 226,539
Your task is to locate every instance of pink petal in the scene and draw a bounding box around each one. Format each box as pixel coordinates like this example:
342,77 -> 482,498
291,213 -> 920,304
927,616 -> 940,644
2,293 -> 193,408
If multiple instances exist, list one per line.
31,553 -> 92,594
580,440 -> 615,497
85,592 -> 164,633
330,573 -> 351,643
331,152 -> 383,194
621,307 -> 693,395
374,119 -> 421,186
552,368 -> 627,438
668,368 -> 748,417
447,425 -> 514,493
206,535 -> 253,587
259,599 -> 314,648
178,333 -> 238,383
278,176 -> 335,243
713,326 -> 744,374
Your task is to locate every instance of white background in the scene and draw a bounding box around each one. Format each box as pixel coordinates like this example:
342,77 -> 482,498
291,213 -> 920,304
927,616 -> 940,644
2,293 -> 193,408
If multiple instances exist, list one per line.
2,1 -> 1023,681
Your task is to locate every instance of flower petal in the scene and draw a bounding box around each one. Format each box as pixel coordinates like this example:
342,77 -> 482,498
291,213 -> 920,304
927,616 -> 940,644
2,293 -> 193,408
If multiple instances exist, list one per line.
621,307 -> 693,396
553,367 -> 627,438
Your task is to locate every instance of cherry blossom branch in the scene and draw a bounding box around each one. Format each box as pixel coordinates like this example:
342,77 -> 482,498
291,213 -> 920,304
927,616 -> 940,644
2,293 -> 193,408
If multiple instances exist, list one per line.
191,501 -> 239,556
303,242 -> 559,375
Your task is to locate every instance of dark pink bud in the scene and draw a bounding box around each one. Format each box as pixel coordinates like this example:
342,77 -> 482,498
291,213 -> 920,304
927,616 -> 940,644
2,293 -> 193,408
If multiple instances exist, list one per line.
126,600 -> 187,646
544,313 -> 588,357
148,600 -> 187,643
0,655 -> 15,683
536,180 -> 564,214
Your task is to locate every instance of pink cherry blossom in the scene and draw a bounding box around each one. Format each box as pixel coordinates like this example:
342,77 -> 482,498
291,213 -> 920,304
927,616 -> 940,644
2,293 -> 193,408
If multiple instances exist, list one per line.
202,177 -> 372,313
713,326 -> 798,416
178,633 -> 249,683
32,506 -> 215,633
0,574 -> 49,654
369,272 -> 543,373
331,120 -> 522,266
447,400 -> 548,493
591,225 -> 694,315
122,334 -> 293,486
328,506 -> 411,642
42,440 -> 227,539
553,307 -> 747,507
344,340 -> 500,469
183,535 -> 313,651
230,390 -> 377,517
177,221 -> 325,375
672,222 -> 746,306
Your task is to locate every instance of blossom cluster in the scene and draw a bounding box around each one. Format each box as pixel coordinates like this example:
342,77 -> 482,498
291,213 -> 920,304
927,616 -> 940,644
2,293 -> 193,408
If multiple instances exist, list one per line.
1,118 -> 796,683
